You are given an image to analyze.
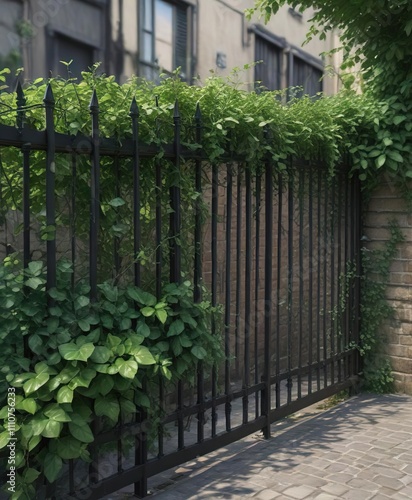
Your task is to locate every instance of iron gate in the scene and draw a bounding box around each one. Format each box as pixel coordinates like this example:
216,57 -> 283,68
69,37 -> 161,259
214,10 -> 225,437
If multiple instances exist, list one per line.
0,84 -> 361,499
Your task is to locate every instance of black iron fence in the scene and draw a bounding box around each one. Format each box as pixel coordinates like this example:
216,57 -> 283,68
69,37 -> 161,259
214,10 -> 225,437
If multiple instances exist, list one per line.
0,83 -> 361,498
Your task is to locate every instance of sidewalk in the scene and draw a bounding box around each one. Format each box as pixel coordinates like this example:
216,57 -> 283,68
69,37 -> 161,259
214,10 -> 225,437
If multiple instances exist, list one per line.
148,393 -> 412,499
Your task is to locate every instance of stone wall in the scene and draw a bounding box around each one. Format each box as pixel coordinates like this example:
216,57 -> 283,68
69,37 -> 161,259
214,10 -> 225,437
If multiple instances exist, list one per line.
363,177 -> 412,394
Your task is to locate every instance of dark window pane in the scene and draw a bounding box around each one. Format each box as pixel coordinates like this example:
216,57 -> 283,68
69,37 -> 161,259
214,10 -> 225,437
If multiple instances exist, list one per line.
254,36 -> 281,91
55,34 -> 94,80
175,4 -> 188,78
293,57 -> 323,97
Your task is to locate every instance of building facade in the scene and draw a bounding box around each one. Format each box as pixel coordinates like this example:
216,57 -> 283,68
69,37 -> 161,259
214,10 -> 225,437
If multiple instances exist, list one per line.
0,0 -> 341,94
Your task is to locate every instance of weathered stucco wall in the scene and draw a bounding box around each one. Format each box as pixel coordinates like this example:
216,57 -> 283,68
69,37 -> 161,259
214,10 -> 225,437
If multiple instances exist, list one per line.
363,177 -> 412,394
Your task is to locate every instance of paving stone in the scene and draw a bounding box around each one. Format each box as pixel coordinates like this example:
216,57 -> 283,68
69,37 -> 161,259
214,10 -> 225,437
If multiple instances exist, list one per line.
374,475 -> 404,491
320,482 -> 350,496
313,495 -> 338,500
281,485 -> 317,499
252,489 -> 281,499
149,395 -> 412,500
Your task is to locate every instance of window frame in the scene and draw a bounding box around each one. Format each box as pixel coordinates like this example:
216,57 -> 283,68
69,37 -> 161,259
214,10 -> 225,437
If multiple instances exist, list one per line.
139,0 -> 193,82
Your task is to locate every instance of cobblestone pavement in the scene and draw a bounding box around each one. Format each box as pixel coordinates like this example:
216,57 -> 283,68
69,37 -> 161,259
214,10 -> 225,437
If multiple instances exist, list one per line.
146,393 -> 412,499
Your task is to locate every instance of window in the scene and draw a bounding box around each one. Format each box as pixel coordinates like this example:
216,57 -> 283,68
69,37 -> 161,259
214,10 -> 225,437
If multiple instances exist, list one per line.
140,0 -> 191,82
254,35 -> 282,91
53,34 -> 95,80
289,52 -> 323,98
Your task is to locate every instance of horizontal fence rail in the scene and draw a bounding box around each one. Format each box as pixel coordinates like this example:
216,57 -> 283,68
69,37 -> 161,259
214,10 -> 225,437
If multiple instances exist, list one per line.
0,84 -> 362,499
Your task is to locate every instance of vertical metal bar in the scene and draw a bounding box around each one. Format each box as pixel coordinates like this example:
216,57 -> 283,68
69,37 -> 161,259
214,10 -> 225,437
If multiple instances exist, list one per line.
194,103 -> 202,303
117,417 -> 123,473
254,173 -> 261,419
243,167 -> 252,423
316,168 -> 322,390
70,153 -> 77,290
113,156 -> 121,279
130,99 -> 147,499
43,84 -> 56,293
211,163 -> 218,437
88,90 -> 100,486
275,173 -> 283,408
235,172 -> 242,377
69,460 -> 74,495
170,100 -> 184,451
89,90 -> 100,302
155,98 -> 162,300
308,167 -> 313,394
158,376 -> 164,458
353,174 -> 362,377
287,167 -> 294,404
20,103 -> 31,358
298,167 -> 304,399
337,170 -> 343,382
17,83 -> 30,271
130,97 -> 141,287
194,104 -> 205,443
344,175 -> 350,379
323,174 -> 329,387
224,162 -> 233,432
330,176 -> 336,386
170,100 -> 182,284
262,130 -> 273,438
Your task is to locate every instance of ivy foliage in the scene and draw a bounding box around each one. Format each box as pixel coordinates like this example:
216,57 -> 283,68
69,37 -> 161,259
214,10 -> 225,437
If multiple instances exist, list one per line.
1,65 -> 409,184
360,223 -> 405,393
248,0 -> 412,182
0,257 -> 221,498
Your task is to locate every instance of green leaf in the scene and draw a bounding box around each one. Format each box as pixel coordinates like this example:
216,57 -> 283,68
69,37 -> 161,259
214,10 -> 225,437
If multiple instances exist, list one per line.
56,436 -> 83,459
179,335 -> 193,348
95,395 -> 120,421
127,286 -> 152,304
42,420 -> 63,438
155,309 -> 167,324
16,398 -> 37,414
24,468 -> 41,484
75,295 -> 90,310
135,392 -> 151,408
376,154 -> 386,168
57,386 -> 73,404
393,115 -> 406,125
0,431 -> 10,449
68,368 -> 96,390
23,373 -> 50,395
171,337 -> 183,356
94,374 -> 114,395
167,319 -> 185,337
191,345 -> 207,359
98,283 -> 118,302
387,150 -> 404,163
68,420 -> 94,443
116,358 -> 138,379
132,346 -> 156,365
141,306 -> 155,317
27,434 -> 41,452
43,404 -> 71,422
59,342 -> 95,361
27,261 -> 43,275
28,334 -> 43,354
108,197 -> 126,207
120,317 -> 132,331
44,453 -> 63,482
90,346 -> 112,364
78,319 -> 91,332
25,277 -> 43,290
136,322 -> 150,338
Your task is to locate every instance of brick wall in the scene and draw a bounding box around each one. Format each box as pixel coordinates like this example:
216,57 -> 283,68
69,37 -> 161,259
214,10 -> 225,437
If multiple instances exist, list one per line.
363,177 -> 412,394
